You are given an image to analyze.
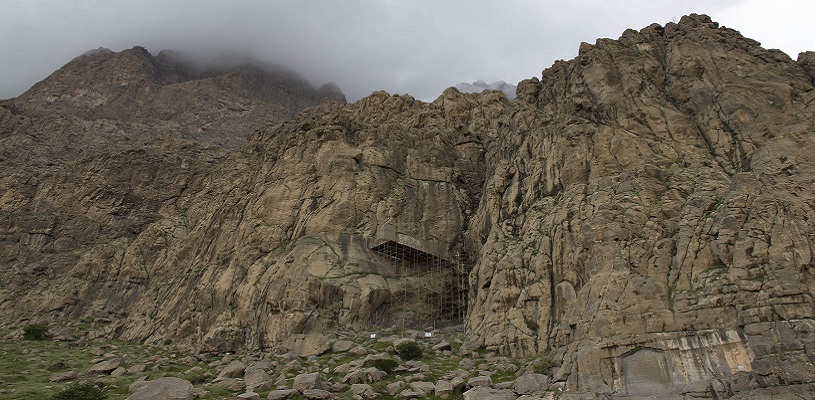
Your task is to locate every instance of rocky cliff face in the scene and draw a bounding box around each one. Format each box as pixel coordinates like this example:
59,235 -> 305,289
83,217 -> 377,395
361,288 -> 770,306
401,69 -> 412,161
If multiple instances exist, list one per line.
2,14 -> 814,397
13,46 -> 345,149
465,15 -> 815,394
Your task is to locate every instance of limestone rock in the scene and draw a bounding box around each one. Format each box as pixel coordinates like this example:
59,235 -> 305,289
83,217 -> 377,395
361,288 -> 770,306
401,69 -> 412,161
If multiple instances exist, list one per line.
434,379 -> 454,398
216,360 -> 245,380
343,367 -> 385,384
126,377 -> 194,400
409,381 -> 435,396
1,13 -> 815,400
302,389 -> 333,399
385,381 -> 404,396
267,389 -> 299,400
432,341 -> 452,351
89,358 -> 124,374
49,370 -> 77,382
293,372 -> 323,392
332,340 -> 355,353
459,339 -> 483,356
287,334 -> 332,358
463,387 -> 516,400
245,367 -> 274,392
467,375 -> 492,388
397,389 -> 423,398
350,383 -> 378,399
450,376 -> 467,391
127,364 -> 146,374
514,373 -> 550,394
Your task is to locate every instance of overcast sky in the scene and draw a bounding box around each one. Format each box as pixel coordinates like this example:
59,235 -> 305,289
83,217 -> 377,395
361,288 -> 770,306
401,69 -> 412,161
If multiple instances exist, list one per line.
1,1 -> 813,102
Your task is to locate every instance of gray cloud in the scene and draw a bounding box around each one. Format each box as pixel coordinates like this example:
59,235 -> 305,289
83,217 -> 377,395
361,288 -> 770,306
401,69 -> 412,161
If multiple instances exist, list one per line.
1,1 -> 811,102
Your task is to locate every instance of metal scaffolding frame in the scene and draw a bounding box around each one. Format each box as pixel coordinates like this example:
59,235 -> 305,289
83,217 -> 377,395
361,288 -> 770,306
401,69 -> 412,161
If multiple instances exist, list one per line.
370,237 -> 468,330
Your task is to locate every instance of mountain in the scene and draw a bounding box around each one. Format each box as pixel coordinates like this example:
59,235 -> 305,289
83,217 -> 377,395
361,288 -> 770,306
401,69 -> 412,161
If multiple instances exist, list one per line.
2,14 -> 815,398
455,80 -> 517,99
12,46 -> 345,149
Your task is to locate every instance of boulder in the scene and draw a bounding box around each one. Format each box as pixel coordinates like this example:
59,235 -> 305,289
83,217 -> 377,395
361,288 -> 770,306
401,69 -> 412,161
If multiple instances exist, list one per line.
386,381 -> 404,396
267,389 -> 299,400
49,371 -> 77,383
409,381 -> 435,396
432,341 -> 452,351
435,379 -> 454,398
459,339 -> 483,356
287,334 -> 332,357
126,377 -> 194,400
216,360 -> 245,380
467,375 -> 492,388
332,340 -> 355,353
398,389 -> 423,398
450,376 -> 467,391
350,383 -> 378,399
343,367 -> 385,384
293,372 -> 323,392
245,367 -> 275,392
302,389 -> 333,399
127,364 -> 146,374
463,387 -> 516,400
89,358 -> 124,374
514,373 -> 550,394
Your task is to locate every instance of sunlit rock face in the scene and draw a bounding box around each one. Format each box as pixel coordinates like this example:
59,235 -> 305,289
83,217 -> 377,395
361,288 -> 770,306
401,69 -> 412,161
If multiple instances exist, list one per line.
2,13 -> 815,397
464,14 -> 815,394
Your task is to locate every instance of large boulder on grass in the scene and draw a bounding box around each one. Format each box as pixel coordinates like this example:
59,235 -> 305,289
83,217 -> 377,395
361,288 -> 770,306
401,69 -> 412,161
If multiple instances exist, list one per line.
126,377 -> 194,400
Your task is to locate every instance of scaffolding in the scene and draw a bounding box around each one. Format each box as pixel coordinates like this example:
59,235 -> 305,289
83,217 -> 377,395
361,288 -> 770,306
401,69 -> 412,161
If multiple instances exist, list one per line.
369,225 -> 468,330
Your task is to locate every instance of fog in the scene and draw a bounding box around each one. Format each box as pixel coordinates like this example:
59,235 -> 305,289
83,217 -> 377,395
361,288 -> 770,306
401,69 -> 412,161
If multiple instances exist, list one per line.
1,1 -> 813,102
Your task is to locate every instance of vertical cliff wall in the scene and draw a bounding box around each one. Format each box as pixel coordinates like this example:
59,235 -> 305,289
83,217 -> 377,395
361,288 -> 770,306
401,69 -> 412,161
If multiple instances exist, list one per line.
465,14 -> 815,392
1,13 -> 815,396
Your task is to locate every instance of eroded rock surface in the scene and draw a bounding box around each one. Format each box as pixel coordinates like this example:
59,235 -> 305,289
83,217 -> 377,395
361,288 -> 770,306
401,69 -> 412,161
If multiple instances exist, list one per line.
1,13 -> 815,398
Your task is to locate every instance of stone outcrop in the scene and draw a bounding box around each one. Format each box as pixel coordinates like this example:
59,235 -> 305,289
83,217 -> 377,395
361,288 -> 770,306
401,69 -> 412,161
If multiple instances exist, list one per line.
127,377 -> 194,400
462,14 -> 815,396
1,13 -> 815,398
13,46 -> 345,149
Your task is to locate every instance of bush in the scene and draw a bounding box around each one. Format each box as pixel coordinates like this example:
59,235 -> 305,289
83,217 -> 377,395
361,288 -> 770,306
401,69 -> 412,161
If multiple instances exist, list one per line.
51,382 -> 107,400
395,341 -> 423,361
185,371 -> 210,384
532,357 -> 555,375
22,324 -> 49,341
363,358 -> 400,374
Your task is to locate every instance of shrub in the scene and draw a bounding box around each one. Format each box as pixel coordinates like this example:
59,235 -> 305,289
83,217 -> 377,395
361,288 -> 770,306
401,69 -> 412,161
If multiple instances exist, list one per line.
51,382 -> 107,400
395,341 -> 423,361
532,357 -> 556,375
186,371 -> 210,384
363,358 -> 400,374
22,324 -> 49,341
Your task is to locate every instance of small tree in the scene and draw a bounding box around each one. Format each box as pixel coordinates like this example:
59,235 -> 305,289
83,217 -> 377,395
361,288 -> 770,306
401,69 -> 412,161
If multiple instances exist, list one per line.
395,341 -> 423,361
22,324 -> 49,341
364,358 -> 400,374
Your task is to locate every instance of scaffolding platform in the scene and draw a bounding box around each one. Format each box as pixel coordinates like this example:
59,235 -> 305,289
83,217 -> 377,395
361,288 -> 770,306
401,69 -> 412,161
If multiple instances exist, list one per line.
368,224 -> 451,263
367,224 -> 468,329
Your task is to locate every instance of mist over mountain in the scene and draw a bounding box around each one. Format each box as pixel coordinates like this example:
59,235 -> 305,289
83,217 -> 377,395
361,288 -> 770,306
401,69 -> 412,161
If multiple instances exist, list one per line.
2,13 -> 815,399
454,80 -> 517,99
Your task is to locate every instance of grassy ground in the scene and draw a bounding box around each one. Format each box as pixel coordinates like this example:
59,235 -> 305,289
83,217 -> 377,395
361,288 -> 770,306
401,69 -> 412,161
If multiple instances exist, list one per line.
0,321 -> 545,400
0,319 -> 232,400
